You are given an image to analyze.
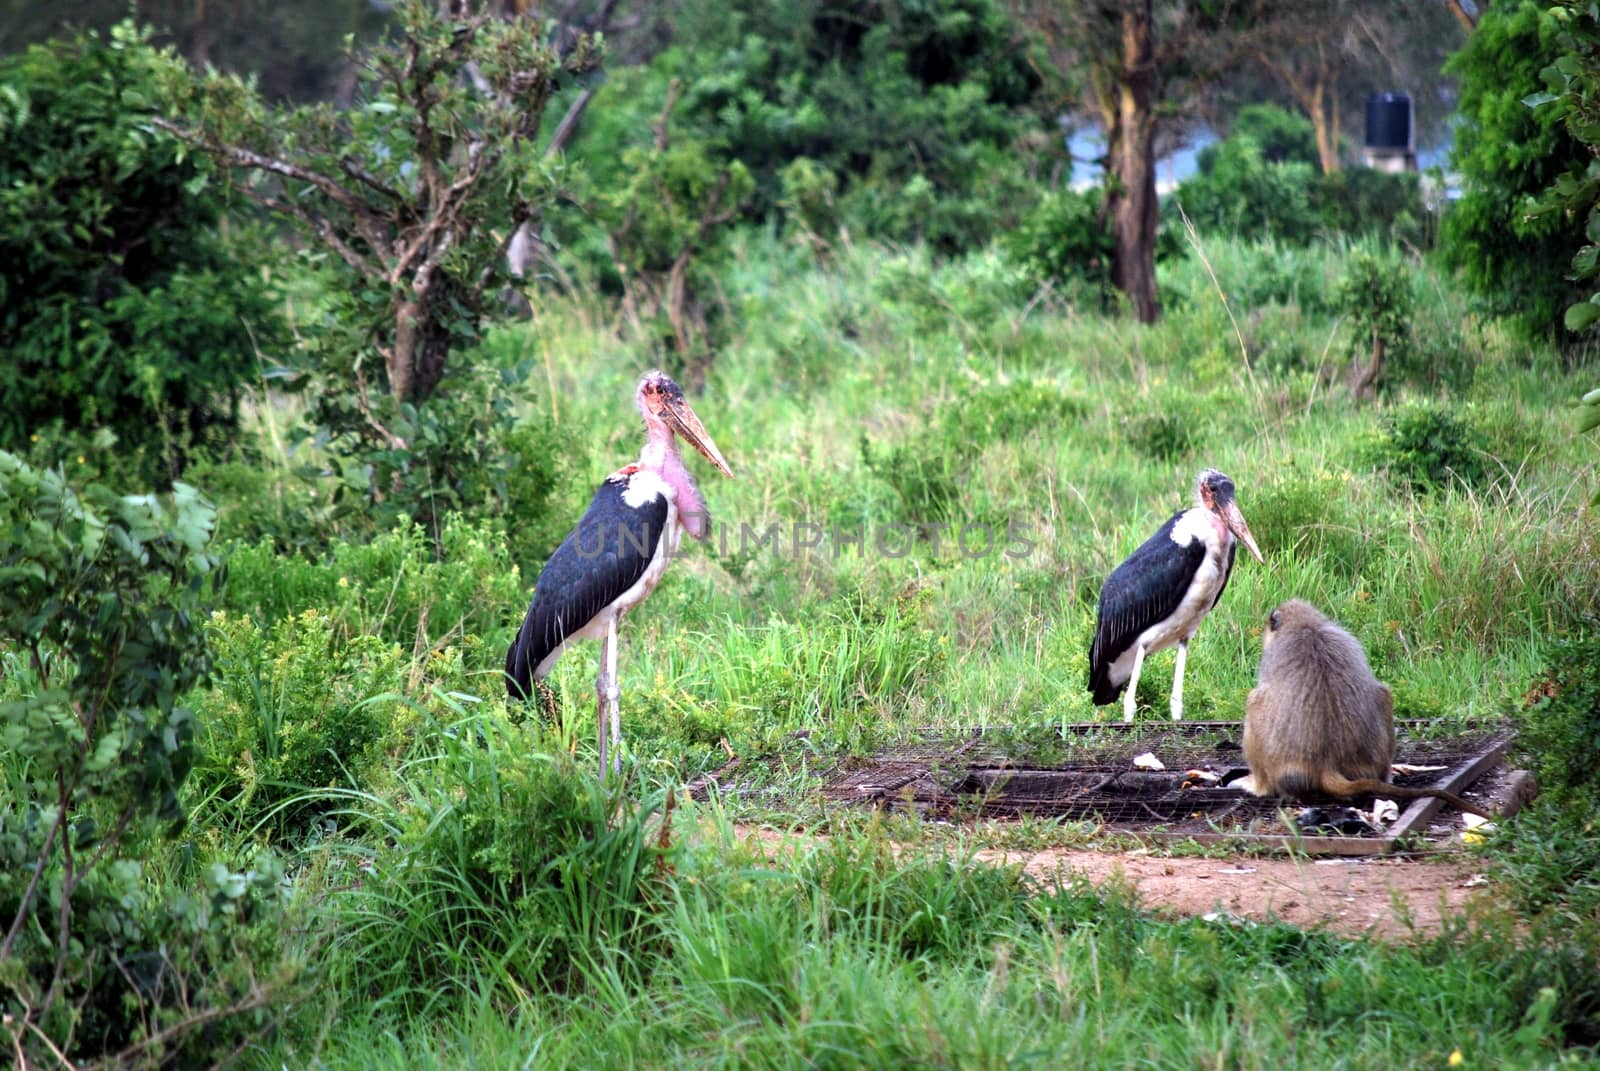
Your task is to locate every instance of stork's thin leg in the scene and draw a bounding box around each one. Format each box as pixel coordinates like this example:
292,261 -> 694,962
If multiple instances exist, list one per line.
1122,643 -> 1147,723
1171,640 -> 1188,721
595,625 -> 612,782
603,613 -> 622,779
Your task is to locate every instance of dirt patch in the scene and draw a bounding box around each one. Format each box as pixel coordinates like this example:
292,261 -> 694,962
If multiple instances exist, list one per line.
971,846 -> 1489,940
732,826 -> 1492,941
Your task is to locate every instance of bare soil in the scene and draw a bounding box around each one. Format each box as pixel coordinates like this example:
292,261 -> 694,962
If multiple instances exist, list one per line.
967,845 -> 1489,940
733,825 -> 1493,941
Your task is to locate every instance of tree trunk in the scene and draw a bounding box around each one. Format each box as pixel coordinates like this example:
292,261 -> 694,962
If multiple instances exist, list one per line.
1110,0 -> 1160,324
1352,329 -> 1384,401
1445,0 -> 1477,35
1311,80 -> 1340,174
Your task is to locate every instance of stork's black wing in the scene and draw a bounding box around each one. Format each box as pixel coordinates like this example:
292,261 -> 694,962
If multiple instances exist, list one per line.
506,474 -> 669,700
1087,511 -> 1208,705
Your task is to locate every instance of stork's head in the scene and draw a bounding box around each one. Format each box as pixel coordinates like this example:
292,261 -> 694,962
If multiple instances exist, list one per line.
636,370 -> 734,477
1196,468 -> 1263,563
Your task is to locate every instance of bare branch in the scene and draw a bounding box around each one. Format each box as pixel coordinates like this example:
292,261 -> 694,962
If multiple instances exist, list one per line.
151,117 -> 368,219
653,78 -> 682,153
338,157 -> 407,207
545,86 -> 596,159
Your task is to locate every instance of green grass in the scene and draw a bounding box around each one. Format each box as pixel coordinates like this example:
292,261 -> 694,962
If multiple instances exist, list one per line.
171,232 -> 1600,1066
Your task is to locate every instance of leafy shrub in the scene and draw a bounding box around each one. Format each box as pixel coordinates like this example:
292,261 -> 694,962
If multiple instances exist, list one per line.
1002,187 -> 1118,307
1489,634 -> 1600,985
187,609 -> 411,836
0,452 -> 289,1064
1223,103 -> 1319,166
1515,635 -> 1600,815
0,23 -> 283,484
1174,106 -> 1427,248
220,513 -> 526,656
1336,252 -> 1416,398
779,156 -> 843,260
1368,402 -> 1492,493
1172,134 -> 1320,244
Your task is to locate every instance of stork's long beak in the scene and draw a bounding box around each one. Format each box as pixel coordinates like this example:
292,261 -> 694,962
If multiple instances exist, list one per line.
1221,500 -> 1264,563
664,396 -> 735,478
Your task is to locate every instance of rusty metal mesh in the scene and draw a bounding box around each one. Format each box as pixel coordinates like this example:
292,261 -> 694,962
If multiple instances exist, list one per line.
691,720 -> 1510,839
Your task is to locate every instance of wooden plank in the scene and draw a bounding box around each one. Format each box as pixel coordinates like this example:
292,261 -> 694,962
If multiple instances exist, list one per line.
1383,733 -> 1512,844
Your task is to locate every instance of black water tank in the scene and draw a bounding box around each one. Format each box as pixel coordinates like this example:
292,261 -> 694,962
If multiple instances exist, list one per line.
1365,92 -> 1412,151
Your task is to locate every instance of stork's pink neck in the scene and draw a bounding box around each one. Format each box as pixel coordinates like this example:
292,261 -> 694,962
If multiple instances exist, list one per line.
641,421 -> 709,540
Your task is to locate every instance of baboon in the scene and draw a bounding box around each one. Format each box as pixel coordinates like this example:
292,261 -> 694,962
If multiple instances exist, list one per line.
1240,599 -> 1492,820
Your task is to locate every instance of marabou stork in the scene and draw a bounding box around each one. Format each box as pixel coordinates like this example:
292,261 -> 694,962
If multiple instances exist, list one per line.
1088,468 -> 1264,721
506,370 -> 734,778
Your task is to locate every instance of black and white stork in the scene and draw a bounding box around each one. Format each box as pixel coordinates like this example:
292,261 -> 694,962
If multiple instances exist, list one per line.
1088,468 -> 1264,721
506,370 -> 734,778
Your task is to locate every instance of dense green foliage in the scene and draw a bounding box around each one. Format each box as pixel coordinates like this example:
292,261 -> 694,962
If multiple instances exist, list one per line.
1001,187 -> 1118,306
0,24 -> 283,485
0,453 -> 292,1065
1526,0 -> 1600,339
565,0 -> 1046,253
1442,0 -> 1584,343
1172,105 -> 1426,247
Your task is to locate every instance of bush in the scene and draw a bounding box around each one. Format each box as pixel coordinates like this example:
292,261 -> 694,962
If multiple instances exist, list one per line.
1174,105 -> 1427,248
1002,187 -> 1118,307
187,609 -> 411,837
1223,102 -> 1319,166
1173,133 -> 1320,244
0,23 -> 284,485
0,452 -> 290,1064
1368,402 -> 1492,493
1516,635 -> 1600,815
1336,251 -> 1416,398
304,358 -> 567,562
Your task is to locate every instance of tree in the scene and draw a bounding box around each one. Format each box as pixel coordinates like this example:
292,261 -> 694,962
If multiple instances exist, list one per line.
162,2 -> 599,427
1247,2 -> 1464,174
578,0 -> 1045,255
1440,0 -> 1582,344
0,22 -> 283,485
1012,0 -> 1272,323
